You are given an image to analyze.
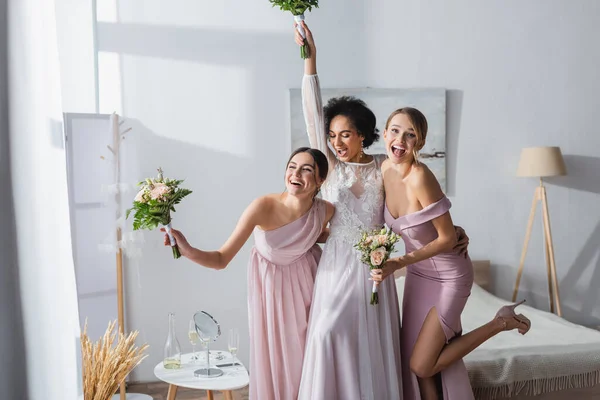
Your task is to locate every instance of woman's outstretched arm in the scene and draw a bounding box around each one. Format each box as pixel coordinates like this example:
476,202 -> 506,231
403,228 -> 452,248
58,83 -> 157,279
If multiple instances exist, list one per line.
162,197 -> 271,270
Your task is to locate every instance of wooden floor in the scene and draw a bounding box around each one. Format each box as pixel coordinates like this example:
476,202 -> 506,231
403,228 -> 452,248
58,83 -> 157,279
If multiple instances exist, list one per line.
127,382 -> 249,400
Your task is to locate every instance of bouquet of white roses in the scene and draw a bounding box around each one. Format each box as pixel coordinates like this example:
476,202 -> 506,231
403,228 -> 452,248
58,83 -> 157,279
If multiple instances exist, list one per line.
268,0 -> 319,59
354,227 -> 401,305
126,168 -> 192,259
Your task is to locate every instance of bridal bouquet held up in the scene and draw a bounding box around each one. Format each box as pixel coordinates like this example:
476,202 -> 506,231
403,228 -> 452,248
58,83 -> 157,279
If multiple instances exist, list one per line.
268,0 -> 318,59
126,168 -> 192,258
354,228 -> 401,305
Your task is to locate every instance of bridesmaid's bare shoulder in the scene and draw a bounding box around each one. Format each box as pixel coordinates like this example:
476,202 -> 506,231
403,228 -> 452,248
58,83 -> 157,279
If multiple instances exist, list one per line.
406,163 -> 434,186
256,194 -> 280,208
246,194 -> 278,221
406,163 -> 443,201
381,158 -> 392,173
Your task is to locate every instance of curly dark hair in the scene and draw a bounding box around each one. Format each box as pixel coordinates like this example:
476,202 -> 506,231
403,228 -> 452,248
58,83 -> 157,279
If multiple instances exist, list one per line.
323,96 -> 380,148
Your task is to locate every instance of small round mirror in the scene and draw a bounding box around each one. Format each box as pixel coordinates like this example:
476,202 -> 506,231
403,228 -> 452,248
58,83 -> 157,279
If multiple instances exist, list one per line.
194,311 -> 221,341
193,311 -> 223,378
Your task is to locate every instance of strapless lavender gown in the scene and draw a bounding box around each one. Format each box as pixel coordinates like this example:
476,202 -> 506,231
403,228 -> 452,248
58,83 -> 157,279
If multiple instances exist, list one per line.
385,196 -> 475,400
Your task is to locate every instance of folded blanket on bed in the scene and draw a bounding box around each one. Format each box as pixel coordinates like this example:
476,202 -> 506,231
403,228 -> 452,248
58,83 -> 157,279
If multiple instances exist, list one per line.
396,278 -> 600,399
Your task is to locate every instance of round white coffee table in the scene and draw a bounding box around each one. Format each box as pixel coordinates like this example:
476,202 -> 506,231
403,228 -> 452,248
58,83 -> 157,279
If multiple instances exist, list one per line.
154,351 -> 249,400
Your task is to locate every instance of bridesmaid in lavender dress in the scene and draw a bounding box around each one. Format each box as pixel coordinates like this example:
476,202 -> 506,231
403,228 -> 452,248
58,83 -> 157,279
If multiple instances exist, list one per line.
371,108 -> 532,400
162,147 -> 335,400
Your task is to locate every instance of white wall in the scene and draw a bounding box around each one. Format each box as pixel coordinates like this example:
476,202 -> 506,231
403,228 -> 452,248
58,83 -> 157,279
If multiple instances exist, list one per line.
55,0 -> 96,112
58,0 -> 600,382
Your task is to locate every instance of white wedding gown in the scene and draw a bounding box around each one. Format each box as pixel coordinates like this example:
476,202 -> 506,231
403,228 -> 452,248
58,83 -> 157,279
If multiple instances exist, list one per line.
297,74 -> 403,400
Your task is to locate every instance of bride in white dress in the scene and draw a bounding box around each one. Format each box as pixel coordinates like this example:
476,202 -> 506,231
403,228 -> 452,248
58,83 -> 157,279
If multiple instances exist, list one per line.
295,23 -> 403,400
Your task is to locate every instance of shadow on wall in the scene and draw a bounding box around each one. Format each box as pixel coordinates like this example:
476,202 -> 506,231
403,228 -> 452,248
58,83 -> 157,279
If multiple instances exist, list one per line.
491,155 -> 600,326
549,155 -> 600,195
95,16 -> 370,134
445,89 -> 464,197
95,17 -> 372,182
119,117 -> 262,381
548,155 -> 600,326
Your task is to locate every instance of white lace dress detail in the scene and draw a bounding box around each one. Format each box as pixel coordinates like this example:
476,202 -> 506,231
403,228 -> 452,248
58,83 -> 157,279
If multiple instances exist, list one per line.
301,74 -> 386,243
297,74 -> 403,400
322,157 -> 386,244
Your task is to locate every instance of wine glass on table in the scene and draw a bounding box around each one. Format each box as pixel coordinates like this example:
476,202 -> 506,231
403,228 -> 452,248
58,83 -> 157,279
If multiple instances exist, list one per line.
188,319 -> 200,363
228,328 -> 240,369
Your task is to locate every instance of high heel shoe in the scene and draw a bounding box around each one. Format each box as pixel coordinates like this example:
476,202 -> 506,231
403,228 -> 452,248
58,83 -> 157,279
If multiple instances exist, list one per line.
495,299 -> 531,335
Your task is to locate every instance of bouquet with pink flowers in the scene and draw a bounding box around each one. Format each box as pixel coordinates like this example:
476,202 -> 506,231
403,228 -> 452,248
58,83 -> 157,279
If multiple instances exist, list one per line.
354,227 -> 401,305
126,168 -> 192,259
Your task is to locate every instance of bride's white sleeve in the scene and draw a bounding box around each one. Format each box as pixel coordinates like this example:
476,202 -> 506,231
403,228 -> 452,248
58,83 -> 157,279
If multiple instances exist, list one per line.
302,74 -> 336,166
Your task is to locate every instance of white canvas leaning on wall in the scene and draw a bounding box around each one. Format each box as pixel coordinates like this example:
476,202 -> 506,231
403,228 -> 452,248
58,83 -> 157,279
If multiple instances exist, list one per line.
289,88 -> 447,191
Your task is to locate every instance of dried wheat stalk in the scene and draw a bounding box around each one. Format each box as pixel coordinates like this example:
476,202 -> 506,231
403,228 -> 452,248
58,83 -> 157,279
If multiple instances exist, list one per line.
81,320 -> 149,400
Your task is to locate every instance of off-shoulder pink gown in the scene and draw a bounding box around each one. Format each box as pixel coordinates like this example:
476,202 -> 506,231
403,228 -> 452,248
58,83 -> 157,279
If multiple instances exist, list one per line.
385,196 -> 475,400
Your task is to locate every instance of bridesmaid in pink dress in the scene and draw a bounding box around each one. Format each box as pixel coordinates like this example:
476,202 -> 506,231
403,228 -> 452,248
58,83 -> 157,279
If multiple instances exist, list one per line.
163,147 -> 335,400
371,108 -> 532,400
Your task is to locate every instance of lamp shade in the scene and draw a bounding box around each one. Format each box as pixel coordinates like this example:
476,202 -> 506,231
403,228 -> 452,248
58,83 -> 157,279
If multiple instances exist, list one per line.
516,146 -> 567,177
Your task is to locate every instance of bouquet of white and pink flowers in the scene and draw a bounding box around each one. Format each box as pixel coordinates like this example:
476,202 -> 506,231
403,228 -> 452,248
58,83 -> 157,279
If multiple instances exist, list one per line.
126,168 -> 192,259
269,0 -> 319,59
354,227 -> 401,305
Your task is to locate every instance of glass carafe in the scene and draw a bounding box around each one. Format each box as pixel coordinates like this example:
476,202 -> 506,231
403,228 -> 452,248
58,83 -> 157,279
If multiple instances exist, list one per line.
163,312 -> 182,369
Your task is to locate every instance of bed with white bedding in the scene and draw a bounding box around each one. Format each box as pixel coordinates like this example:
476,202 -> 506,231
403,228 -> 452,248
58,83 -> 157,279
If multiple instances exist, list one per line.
395,263 -> 600,400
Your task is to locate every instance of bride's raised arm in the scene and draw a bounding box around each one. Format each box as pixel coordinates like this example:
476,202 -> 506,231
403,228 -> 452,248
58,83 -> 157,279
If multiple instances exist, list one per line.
295,22 -> 336,169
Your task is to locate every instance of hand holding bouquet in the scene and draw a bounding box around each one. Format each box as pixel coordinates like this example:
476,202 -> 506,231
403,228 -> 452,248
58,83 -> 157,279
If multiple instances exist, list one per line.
354,227 -> 401,305
126,168 -> 192,258
269,0 -> 319,59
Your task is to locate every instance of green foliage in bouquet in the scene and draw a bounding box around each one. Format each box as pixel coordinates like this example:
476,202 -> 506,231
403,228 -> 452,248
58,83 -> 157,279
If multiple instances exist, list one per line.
269,0 -> 319,58
268,0 -> 319,16
126,168 -> 192,258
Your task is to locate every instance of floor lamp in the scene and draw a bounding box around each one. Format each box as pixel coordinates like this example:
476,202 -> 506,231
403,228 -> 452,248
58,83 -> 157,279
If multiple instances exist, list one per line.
512,146 -> 567,316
